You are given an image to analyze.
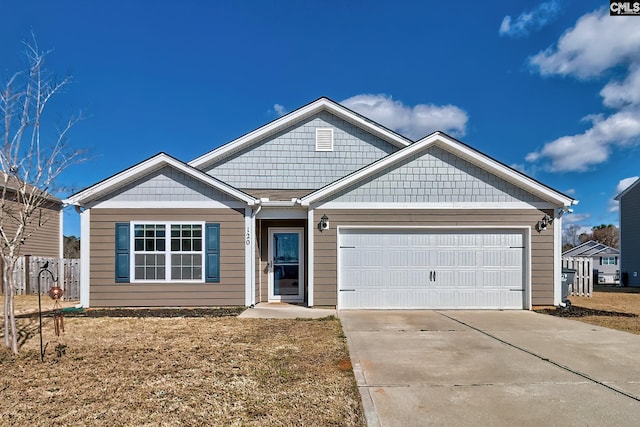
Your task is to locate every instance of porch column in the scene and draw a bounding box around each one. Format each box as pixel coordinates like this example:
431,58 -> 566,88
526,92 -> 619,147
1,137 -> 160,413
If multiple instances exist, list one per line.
307,209 -> 314,307
245,207 -> 255,307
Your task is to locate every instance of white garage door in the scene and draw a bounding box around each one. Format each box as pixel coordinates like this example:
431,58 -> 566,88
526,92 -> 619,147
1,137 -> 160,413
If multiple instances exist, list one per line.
338,229 -> 526,309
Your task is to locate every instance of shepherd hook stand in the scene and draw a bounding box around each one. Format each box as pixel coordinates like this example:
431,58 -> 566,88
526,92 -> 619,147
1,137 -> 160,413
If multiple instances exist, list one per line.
37,261 -> 59,362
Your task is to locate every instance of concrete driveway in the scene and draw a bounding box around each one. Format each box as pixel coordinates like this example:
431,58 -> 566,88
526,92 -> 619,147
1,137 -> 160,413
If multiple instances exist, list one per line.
340,310 -> 640,427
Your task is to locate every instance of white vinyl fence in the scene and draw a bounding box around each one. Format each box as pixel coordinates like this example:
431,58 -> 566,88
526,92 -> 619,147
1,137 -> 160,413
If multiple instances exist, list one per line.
562,256 -> 593,297
12,256 -> 80,300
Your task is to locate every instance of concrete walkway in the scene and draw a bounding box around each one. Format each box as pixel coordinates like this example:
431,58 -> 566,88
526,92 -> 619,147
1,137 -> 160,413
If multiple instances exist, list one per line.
238,302 -> 336,319
340,310 -> 640,427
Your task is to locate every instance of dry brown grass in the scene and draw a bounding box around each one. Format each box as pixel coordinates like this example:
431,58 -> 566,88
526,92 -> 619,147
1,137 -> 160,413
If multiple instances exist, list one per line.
1,296 -> 364,426
536,286 -> 640,334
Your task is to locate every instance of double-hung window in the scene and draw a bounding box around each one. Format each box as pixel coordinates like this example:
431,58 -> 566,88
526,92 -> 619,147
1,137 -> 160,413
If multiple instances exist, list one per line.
115,221 -> 220,283
601,256 -> 618,265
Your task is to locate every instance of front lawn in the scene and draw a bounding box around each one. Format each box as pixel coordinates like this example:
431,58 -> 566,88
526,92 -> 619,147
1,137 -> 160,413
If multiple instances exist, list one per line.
1,296 -> 364,426
536,285 -> 640,335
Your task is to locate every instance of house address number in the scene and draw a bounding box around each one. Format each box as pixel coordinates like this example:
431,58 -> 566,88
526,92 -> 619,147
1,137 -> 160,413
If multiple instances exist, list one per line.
246,227 -> 251,246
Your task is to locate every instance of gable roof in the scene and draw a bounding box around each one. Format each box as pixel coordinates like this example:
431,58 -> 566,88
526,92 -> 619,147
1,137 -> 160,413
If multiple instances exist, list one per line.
299,131 -> 577,207
188,97 -> 412,169
563,240 -> 619,257
64,152 -> 258,207
614,177 -> 640,201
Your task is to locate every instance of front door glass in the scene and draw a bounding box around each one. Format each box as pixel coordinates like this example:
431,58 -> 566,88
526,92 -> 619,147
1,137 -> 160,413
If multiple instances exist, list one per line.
273,232 -> 300,296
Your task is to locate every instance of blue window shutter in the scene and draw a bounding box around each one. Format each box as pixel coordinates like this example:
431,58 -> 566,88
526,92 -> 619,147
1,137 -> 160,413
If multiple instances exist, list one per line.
115,223 -> 130,283
205,223 -> 220,283
599,257 -> 602,265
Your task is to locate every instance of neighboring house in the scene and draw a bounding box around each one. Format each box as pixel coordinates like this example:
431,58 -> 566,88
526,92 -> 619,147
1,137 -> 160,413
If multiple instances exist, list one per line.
562,240 -> 619,284
0,178 -> 63,259
615,178 -> 640,286
64,97 -> 577,310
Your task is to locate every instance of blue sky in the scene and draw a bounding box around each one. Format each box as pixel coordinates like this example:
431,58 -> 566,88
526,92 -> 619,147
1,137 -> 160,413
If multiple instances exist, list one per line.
2,0 -> 638,238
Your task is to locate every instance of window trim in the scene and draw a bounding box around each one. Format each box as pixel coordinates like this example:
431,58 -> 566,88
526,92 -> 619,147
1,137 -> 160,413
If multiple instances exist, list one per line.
130,221 -> 206,283
601,256 -> 618,265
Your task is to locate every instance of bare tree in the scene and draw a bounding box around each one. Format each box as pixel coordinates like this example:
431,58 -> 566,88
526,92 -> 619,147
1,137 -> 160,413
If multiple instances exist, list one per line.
1,36 -> 83,354
563,224 -> 581,250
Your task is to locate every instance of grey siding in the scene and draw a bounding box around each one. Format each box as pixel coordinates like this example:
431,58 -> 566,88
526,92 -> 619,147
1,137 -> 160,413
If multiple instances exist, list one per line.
312,209 -> 555,307
620,183 -> 640,286
96,166 -> 236,203
328,146 -> 546,205
203,111 -> 398,190
89,208 -> 245,307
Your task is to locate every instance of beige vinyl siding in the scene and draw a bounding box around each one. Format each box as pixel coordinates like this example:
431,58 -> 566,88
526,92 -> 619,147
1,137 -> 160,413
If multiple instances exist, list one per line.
1,199 -> 61,258
312,209 -> 555,307
90,208 -> 245,307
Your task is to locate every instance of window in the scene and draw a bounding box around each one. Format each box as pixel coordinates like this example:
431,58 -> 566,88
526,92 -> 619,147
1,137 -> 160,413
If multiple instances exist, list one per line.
115,222 -> 218,283
601,256 -> 618,265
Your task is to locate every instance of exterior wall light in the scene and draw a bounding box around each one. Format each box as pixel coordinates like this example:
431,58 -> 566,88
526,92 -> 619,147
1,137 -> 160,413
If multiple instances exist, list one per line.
536,214 -> 553,232
318,214 -> 329,232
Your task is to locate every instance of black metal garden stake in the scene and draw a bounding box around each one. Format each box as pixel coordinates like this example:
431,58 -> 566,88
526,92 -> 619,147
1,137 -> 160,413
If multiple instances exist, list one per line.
37,261 -> 56,362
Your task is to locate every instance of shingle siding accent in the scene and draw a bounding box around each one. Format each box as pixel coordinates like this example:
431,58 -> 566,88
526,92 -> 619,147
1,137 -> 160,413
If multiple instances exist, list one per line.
96,166 -> 236,203
325,146 -> 547,205
620,183 -> 640,286
203,111 -> 398,189
312,209 -> 555,307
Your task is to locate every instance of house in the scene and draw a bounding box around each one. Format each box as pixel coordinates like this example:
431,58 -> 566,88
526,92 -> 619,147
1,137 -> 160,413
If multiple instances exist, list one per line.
562,240 -> 619,284
0,176 -> 63,259
64,97 -> 577,310
615,177 -> 640,286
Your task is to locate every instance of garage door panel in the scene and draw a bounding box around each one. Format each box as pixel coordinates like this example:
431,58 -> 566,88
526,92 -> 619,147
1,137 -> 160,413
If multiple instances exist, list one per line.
338,229 -> 526,309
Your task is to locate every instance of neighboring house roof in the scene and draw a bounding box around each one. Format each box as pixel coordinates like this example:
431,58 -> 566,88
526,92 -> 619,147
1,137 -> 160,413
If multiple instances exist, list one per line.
1,173 -> 62,205
563,240 -> 620,257
188,97 -> 413,170
63,152 -> 259,206
299,131 -> 576,207
614,177 -> 640,201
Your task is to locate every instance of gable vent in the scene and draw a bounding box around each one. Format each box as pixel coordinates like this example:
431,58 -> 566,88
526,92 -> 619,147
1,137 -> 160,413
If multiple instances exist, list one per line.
316,128 -> 334,152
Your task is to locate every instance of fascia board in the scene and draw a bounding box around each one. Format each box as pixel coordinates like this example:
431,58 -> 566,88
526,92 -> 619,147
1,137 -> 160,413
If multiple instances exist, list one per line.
432,134 -> 576,207
188,98 -> 411,169
64,153 -> 256,206
301,132 -> 576,207
614,177 -> 640,201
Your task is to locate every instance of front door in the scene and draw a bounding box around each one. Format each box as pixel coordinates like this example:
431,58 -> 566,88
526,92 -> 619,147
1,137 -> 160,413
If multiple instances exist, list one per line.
268,228 -> 304,302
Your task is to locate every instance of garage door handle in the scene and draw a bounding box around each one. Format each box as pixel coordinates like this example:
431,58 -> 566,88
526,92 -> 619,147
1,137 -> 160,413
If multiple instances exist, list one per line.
340,289 -> 356,292
509,289 -> 523,292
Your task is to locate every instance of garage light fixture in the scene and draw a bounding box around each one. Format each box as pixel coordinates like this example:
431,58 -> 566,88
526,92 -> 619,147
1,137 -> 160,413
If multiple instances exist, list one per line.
318,214 -> 329,232
536,214 -> 552,232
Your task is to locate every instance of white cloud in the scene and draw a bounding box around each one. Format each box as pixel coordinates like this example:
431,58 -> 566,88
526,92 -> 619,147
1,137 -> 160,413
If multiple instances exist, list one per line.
273,104 -> 287,116
530,9 -> 640,78
562,213 -> 590,225
499,1 -> 561,38
341,94 -> 468,140
526,109 -> 640,172
526,8 -> 640,172
608,176 -> 639,212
